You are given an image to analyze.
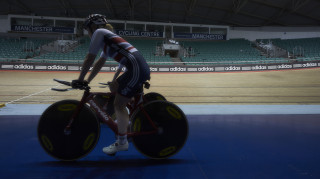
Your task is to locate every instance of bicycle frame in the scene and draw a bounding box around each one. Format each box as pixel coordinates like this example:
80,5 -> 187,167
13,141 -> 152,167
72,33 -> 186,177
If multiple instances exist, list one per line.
65,88 -> 159,138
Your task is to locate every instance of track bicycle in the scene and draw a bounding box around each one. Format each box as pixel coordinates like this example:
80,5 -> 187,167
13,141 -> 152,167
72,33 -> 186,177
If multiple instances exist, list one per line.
37,79 -> 189,161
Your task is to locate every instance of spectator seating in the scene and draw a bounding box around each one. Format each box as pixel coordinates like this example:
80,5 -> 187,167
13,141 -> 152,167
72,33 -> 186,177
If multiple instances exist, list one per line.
0,38 -> 50,60
257,37 -> 320,61
180,39 -> 285,65
2,37 -> 319,65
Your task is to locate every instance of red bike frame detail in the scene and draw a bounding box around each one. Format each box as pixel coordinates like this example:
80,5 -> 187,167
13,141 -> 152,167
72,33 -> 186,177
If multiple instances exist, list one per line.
64,89 -> 158,138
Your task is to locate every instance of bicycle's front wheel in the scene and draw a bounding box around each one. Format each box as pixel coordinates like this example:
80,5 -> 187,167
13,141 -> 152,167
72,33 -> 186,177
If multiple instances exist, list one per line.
130,100 -> 189,159
37,100 -> 100,161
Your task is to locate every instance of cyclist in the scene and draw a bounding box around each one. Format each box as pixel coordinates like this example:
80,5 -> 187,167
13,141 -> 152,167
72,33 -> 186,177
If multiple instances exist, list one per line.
72,14 -> 150,155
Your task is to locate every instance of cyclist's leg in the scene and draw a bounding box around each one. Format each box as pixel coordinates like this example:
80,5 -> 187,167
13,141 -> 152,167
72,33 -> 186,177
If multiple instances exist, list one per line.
114,93 -> 131,135
103,93 -> 131,155
103,74 -> 133,155
114,72 -> 132,136
103,52 -> 150,156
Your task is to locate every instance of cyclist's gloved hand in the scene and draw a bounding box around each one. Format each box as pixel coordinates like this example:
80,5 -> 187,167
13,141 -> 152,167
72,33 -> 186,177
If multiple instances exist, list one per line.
71,80 -> 88,89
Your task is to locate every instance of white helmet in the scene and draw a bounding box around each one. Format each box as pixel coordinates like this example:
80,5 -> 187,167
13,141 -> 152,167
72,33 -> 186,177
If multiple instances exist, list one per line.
83,14 -> 108,29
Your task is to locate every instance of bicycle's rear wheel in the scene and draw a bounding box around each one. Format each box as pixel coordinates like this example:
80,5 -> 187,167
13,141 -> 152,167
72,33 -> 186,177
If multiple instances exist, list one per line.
130,100 -> 188,159
37,100 -> 100,161
143,92 -> 166,102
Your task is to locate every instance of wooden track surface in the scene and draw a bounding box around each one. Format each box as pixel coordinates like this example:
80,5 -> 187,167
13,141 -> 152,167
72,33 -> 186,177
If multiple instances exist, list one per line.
1,68 -> 320,105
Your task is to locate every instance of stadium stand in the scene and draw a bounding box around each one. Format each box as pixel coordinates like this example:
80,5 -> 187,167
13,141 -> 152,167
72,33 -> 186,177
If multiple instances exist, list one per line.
32,37 -> 90,63
0,37 -> 50,61
272,38 -> 320,61
31,37 -> 173,65
1,36 -> 319,66
180,39 -> 284,65
127,38 -> 173,65
256,37 -> 320,61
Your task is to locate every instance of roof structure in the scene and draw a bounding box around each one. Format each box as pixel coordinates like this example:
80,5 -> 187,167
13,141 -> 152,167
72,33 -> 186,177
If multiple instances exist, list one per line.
1,0 -> 320,27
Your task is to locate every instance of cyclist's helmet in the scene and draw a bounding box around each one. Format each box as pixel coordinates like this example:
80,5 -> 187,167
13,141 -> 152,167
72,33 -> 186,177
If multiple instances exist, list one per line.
83,14 -> 108,29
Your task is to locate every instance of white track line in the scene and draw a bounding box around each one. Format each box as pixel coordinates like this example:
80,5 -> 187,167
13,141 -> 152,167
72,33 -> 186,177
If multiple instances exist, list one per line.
5,84 -> 62,105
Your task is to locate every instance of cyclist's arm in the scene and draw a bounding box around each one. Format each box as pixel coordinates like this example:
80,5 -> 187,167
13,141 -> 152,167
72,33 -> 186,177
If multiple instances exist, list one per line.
87,56 -> 107,83
80,29 -> 104,81
78,53 -> 96,81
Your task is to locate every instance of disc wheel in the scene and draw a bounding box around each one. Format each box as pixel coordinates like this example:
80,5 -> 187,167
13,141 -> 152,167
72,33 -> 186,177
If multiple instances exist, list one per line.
143,92 -> 166,103
130,100 -> 188,159
37,100 -> 100,161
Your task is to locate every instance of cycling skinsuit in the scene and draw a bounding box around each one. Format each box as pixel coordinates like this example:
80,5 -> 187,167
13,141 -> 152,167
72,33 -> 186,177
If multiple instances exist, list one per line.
88,28 -> 150,98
